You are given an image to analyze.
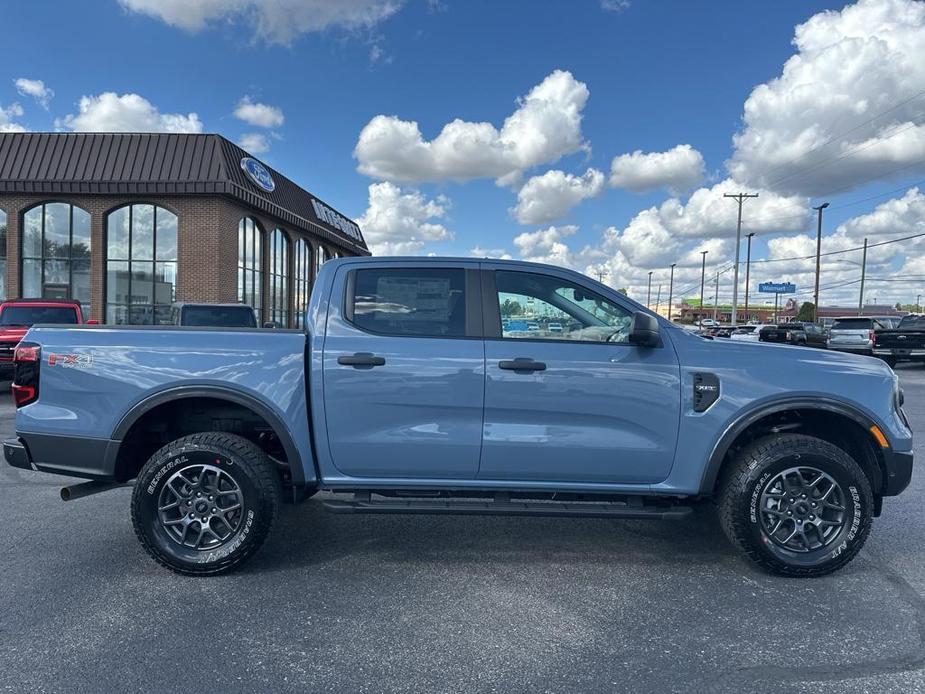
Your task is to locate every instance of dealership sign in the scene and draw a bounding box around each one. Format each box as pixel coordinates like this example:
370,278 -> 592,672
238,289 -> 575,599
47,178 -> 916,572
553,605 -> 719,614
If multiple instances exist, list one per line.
240,157 -> 276,193
758,282 -> 796,294
311,199 -> 363,242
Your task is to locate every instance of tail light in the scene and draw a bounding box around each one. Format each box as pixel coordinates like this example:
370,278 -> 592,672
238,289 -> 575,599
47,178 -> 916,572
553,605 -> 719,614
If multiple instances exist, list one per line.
12,342 -> 40,407
869,330 -> 876,345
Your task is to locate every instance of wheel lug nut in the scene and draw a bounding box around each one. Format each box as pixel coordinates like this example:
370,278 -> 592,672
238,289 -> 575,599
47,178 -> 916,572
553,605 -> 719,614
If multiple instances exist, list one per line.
208,496 -> 213,501
801,494 -> 807,499
212,508 -> 217,513
809,515 -> 815,520
196,492 -> 202,497
811,502 -> 817,507
189,512 -> 194,518
787,511 -> 792,516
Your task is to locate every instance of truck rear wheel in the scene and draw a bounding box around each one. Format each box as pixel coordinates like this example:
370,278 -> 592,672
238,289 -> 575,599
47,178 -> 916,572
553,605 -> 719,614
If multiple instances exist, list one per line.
718,434 -> 873,577
131,432 -> 280,575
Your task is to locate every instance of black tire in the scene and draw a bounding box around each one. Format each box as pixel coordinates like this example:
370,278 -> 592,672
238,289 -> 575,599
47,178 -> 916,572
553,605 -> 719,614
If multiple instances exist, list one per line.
131,432 -> 280,576
718,433 -> 873,577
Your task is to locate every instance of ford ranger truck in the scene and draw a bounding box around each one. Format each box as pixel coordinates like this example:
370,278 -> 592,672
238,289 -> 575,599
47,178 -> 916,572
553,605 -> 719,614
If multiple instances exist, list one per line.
0,298 -> 90,379
3,258 -> 913,577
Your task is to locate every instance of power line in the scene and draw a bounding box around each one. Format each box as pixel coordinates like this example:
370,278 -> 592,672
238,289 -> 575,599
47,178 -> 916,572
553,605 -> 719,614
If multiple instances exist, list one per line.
744,230 -> 925,265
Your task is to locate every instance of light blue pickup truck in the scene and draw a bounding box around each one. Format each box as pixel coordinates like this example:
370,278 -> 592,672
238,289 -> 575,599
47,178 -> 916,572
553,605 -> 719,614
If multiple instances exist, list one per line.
3,258 -> 914,577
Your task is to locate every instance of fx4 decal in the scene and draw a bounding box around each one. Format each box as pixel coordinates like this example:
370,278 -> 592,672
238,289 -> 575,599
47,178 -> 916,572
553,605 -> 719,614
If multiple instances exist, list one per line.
47,353 -> 93,368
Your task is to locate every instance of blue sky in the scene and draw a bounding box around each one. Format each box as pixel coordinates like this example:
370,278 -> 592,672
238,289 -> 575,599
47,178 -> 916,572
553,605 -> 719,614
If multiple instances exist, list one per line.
2,0 -> 924,306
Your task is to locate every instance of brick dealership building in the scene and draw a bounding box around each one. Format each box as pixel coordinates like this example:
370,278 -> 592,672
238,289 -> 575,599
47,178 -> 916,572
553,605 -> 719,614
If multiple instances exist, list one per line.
0,132 -> 369,326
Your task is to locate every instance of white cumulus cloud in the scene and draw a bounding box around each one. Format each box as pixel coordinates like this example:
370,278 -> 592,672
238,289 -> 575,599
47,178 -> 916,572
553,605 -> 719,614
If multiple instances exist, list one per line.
119,0 -> 404,45
233,96 -> 284,128
0,103 -> 25,133
58,93 -> 203,133
511,168 -> 605,224
728,0 -> 925,196
609,144 -> 705,195
14,78 -> 54,109
357,182 -> 453,255
239,133 -> 270,154
354,70 -> 590,183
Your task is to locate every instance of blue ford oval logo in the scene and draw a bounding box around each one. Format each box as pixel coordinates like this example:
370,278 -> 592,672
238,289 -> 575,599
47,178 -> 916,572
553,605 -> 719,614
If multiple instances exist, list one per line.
240,157 -> 275,193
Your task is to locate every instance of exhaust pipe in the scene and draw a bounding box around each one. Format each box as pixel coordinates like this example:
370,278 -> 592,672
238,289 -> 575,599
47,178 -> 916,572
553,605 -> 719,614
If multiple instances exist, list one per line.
60,480 -> 129,501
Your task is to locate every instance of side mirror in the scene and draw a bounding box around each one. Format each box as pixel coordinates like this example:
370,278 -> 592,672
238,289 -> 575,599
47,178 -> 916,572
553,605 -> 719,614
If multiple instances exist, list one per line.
263,321 -> 280,329
628,311 -> 661,348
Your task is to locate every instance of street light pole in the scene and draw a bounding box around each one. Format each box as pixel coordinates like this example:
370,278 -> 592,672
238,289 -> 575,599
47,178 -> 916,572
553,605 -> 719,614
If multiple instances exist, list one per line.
713,271 -> 720,322
744,233 -> 755,323
667,263 -> 676,322
724,192 -> 758,327
699,250 -> 708,327
812,202 -> 829,323
646,271 -> 653,309
918,294 -> 922,313
858,237 -> 868,316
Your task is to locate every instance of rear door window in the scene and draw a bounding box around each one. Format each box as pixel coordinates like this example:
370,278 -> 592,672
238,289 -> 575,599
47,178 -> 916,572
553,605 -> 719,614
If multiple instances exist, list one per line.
831,319 -> 871,330
348,268 -> 467,337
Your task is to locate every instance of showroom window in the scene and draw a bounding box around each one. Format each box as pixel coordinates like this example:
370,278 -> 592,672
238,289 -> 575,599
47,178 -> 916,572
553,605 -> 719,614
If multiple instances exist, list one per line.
293,239 -> 312,328
316,245 -> 330,274
237,217 -> 263,324
0,209 -> 6,300
21,202 -> 91,311
494,271 -> 632,343
105,204 -> 178,325
348,267 -> 466,338
268,228 -> 290,327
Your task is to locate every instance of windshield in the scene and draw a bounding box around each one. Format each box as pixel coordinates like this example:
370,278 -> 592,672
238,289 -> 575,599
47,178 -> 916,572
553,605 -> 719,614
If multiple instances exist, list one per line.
0,305 -> 79,326
181,306 -> 257,328
898,315 -> 925,330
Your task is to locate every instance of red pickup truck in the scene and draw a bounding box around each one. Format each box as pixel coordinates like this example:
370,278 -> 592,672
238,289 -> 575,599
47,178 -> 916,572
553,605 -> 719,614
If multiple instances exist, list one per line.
0,299 -> 92,379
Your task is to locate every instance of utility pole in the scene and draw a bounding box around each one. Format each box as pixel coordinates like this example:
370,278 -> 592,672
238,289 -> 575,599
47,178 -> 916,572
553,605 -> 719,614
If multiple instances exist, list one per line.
596,269 -> 605,283
699,250 -> 708,327
724,192 -> 758,327
646,271 -> 653,309
917,294 -> 922,313
744,232 -> 755,323
655,284 -> 662,314
812,202 -> 829,323
713,271 -> 720,322
667,263 -> 676,322
858,238 -> 868,316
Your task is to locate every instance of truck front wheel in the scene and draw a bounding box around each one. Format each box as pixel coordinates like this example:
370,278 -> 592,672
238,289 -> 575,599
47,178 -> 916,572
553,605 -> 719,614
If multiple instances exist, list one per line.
131,432 -> 280,575
718,434 -> 873,577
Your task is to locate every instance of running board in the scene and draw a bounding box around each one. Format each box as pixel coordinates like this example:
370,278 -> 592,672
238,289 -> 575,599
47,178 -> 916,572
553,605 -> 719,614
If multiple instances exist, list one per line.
323,494 -> 692,520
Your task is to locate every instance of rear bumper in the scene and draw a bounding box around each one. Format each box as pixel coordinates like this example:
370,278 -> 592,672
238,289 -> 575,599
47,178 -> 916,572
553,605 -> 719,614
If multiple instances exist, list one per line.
4,433 -> 118,480
828,343 -> 872,354
882,449 -> 914,496
873,348 -> 925,358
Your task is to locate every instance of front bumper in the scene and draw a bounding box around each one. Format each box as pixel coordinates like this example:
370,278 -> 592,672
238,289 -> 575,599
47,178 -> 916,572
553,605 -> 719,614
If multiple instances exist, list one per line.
882,449 -> 914,496
873,348 -> 925,358
4,434 -> 119,480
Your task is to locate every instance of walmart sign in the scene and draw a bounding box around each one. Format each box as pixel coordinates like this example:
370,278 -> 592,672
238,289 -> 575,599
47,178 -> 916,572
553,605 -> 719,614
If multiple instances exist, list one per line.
758,282 -> 796,294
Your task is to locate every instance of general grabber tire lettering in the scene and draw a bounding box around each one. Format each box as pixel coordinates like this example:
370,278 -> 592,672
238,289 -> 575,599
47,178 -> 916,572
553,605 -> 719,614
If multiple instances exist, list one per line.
718,433 -> 873,577
131,432 -> 280,575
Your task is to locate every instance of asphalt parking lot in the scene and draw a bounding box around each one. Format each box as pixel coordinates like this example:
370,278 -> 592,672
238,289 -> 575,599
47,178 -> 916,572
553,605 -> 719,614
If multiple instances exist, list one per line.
1,368 -> 924,694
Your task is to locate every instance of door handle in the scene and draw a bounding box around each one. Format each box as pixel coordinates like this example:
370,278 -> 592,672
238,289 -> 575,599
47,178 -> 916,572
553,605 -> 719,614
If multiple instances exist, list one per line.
498,358 -> 546,373
338,353 -> 386,367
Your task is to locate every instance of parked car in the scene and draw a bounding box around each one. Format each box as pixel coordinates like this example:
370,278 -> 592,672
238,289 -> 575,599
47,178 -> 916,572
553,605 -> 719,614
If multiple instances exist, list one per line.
171,302 -> 258,329
873,313 -> 925,367
0,299 -> 91,379
4,258 -> 912,578
827,317 -> 889,356
729,324 -> 764,342
699,318 -> 720,328
759,322 -> 827,348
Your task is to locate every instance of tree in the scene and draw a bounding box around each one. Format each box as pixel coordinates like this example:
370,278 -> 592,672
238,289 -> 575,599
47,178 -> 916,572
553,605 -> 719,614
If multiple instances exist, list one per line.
795,301 -> 815,322
500,298 -> 523,317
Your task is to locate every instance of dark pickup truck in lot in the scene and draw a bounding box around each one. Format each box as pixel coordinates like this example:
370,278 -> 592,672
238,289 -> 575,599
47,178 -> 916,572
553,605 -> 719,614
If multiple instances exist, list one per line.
874,314 -> 925,367
3,257 -> 914,578
758,322 -> 828,348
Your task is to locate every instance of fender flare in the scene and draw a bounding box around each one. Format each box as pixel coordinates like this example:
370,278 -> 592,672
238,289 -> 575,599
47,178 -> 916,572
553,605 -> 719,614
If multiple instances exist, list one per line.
111,385 -> 312,486
698,396 -> 886,495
